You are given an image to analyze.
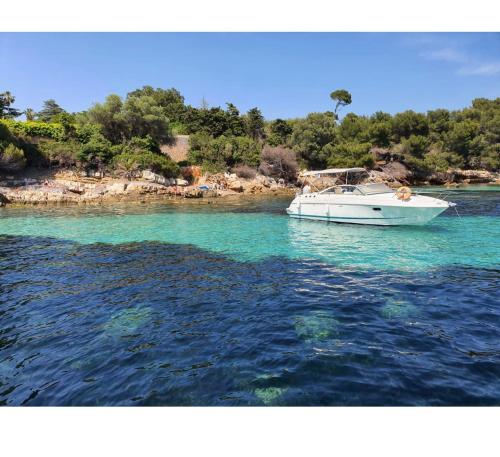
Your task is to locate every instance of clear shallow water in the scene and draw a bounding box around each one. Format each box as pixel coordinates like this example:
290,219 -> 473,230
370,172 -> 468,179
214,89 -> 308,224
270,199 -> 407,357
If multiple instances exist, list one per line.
0,187 -> 499,405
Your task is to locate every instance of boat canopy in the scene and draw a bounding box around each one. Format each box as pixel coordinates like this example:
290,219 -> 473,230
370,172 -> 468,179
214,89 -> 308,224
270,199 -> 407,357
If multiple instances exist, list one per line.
301,167 -> 366,177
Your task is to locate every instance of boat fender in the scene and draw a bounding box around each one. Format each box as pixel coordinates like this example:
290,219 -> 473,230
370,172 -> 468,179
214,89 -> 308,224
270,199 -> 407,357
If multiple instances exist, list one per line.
396,186 -> 412,201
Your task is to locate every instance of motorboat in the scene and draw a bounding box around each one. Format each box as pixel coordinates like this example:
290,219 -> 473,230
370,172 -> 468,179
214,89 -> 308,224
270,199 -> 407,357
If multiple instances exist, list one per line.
286,168 -> 456,226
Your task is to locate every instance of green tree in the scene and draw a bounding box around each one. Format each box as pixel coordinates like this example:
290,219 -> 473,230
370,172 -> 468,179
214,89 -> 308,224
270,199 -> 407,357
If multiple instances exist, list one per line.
127,86 -> 186,123
225,103 -> 245,136
24,108 -> 36,121
445,119 -> 480,160
368,121 -> 392,147
187,134 -> 260,170
330,89 -> 352,118
391,110 -> 429,142
338,113 -> 370,142
290,112 -> 337,168
401,134 -> 429,158
423,148 -> 464,172
83,94 -> 125,144
37,99 -> 65,122
122,95 -> 173,145
0,92 -> 22,119
268,118 -> 293,146
183,106 -> 232,137
245,107 -> 265,140
427,109 -> 451,137
325,141 -> 374,168
78,133 -> 113,170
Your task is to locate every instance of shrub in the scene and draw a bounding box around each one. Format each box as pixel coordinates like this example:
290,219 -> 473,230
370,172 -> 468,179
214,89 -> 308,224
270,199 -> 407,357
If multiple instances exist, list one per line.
259,145 -> 298,181
232,164 -> 257,179
75,123 -> 102,143
78,134 -> 114,169
112,151 -> 179,178
0,122 -> 12,142
38,139 -> 80,168
0,143 -> 26,171
188,134 -> 261,169
0,119 -> 64,140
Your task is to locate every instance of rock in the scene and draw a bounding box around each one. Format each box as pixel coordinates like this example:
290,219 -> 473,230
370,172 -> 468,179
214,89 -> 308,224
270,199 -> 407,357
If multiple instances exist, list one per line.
450,169 -> 497,183
141,170 -> 168,185
106,182 -> 128,194
184,188 -> 203,198
381,162 -> 410,182
228,180 -> 243,192
175,178 -> 188,186
428,172 -> 451,185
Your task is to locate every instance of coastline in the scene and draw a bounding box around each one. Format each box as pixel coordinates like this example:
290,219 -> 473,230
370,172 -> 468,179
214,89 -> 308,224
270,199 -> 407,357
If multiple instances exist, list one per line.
0,167 -> 498,207
0,169 -> 296,207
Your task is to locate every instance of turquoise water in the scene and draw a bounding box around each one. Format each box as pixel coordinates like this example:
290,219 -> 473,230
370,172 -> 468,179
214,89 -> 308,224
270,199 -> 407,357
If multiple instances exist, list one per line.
0,189 -> 498,271
0,187 -> 499,406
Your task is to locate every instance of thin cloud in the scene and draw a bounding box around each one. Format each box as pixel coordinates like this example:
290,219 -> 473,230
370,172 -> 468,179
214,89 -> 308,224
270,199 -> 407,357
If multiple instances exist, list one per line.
459,62 -> 500,76
421,47 -> 468,64
416,40 -> 500,77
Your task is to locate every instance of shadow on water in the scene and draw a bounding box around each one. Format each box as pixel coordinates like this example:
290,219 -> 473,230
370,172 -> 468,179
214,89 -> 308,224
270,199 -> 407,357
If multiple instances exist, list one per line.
0,234 -> 499,406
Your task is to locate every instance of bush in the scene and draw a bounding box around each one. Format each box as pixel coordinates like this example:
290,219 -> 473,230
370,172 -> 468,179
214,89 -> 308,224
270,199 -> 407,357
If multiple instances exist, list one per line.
112,151 -> 179,178
78,134 -> 114,169
0,143 -> 26,171
0,122 -> 12,142
326,142 -> 375,168
232,164 -> 257,179
259,145 -> 298,181
0,119 -> 64,140
38,139 -> 80,168
188,134 -> 261,170
75,123 -> 102,143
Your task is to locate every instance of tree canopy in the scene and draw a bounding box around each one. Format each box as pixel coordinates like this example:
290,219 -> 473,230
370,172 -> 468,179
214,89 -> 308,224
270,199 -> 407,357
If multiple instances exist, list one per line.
37,99 -> 65,122
330,89 -> 352,117
1,87 -> 499,177
0,92 -> 22,119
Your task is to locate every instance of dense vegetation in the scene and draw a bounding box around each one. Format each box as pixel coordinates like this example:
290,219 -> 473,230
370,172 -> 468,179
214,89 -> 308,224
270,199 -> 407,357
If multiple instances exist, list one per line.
0,88 -> 498,181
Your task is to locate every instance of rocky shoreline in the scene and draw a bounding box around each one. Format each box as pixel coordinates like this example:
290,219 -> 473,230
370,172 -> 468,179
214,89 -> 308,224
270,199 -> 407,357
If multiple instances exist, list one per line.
0,170 -> 295,206
0,166 -> 498,207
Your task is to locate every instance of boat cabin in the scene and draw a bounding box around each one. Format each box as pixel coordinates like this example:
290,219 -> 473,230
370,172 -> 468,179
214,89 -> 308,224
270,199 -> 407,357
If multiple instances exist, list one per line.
318,183 -> 393,196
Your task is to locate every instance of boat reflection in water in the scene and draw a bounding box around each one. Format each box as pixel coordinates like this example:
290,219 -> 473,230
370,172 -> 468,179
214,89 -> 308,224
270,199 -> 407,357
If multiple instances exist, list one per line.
286,216 -> 449,271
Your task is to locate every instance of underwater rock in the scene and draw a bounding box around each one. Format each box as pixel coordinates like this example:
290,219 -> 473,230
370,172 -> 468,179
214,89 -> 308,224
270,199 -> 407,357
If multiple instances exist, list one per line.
380,299 -> 418,319
294,310 -> 340,343
254,387 -> 288,405
102,307 -> 152,337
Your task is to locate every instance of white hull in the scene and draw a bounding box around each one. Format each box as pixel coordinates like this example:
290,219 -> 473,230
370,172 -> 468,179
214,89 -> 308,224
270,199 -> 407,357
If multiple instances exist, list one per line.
286,189 -> 452,226
287,204 -> 448,225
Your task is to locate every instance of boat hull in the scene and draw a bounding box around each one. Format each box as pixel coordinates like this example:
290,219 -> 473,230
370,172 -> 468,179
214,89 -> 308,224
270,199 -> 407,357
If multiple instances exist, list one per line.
286,203 -> 448,226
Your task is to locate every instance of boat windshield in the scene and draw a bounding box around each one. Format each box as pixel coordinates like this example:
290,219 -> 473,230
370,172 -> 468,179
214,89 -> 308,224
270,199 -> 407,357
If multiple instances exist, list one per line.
356,183 -> 393,195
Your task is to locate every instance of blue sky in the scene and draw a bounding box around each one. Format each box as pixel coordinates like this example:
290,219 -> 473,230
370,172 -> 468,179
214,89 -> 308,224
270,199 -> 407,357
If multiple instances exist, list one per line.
1,32 -> 499,119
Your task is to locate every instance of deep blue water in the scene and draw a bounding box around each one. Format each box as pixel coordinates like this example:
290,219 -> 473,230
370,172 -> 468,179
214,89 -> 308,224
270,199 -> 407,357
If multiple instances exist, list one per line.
0,187 -> 499,405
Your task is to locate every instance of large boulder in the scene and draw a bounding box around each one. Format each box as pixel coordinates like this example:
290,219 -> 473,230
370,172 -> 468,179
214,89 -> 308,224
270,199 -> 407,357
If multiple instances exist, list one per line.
142,170 -> 168,185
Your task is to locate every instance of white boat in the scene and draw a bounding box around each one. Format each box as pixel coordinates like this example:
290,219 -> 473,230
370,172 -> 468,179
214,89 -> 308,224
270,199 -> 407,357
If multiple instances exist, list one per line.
286,168 -> 455,226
